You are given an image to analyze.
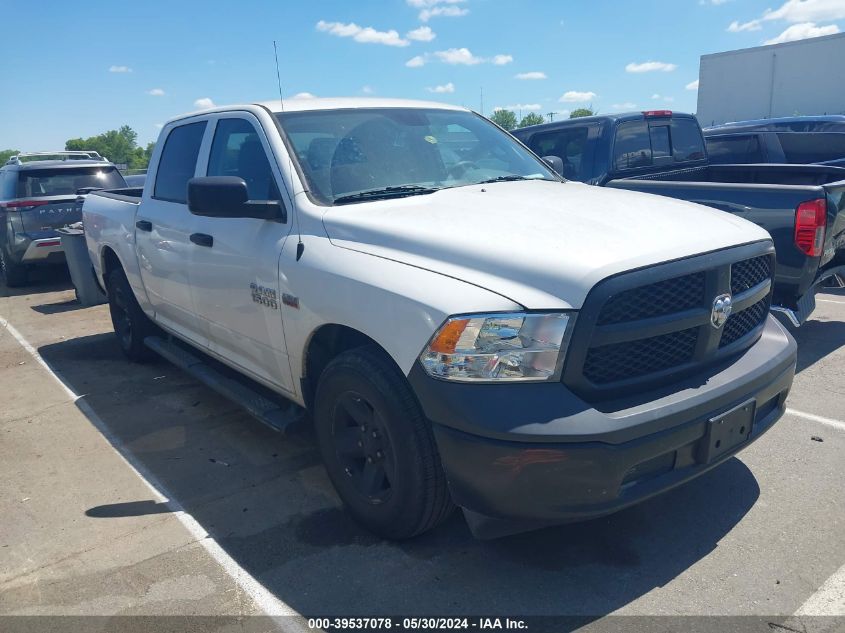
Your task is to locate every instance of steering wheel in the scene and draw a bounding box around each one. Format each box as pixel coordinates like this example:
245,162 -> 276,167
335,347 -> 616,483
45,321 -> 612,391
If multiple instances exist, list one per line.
448,160 -> 479,178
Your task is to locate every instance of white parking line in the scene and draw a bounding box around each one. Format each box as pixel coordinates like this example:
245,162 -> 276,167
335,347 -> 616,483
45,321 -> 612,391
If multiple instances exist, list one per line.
817,298 -> 845,305
795,562 -> 845,616
786,408 -> 845,432
1,315 -> 307,627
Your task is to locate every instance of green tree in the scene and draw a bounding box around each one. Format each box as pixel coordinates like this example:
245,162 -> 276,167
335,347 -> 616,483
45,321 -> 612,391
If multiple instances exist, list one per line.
0,149 -> 20,165
490,109 -> 517,131
65,125 -> 153,169
518,113 -> 545,128
569,107 -> 596,119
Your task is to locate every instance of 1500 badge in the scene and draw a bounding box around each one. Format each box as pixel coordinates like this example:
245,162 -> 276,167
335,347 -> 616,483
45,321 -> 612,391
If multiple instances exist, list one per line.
250,283 -> 279,310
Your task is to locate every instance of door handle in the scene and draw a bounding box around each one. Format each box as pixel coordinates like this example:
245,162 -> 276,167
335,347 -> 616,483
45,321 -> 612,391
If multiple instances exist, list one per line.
135,220 -> 152,232
190,233 -> 214,248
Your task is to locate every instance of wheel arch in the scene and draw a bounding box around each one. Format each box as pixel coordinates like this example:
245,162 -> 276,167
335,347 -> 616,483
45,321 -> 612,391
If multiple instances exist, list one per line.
301,323 -> 400,411
100,245 -> 123,286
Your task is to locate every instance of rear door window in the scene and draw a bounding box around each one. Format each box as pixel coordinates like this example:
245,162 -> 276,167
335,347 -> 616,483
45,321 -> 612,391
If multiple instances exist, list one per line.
15,167 -> 126,198
154,121 -> 207,203
777,133 -> 845,164
706,135 -> 764,164
528,127 -> 590,181
613,121 -> 652,170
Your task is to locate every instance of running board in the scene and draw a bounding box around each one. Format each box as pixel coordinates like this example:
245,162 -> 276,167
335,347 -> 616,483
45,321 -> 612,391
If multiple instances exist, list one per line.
144,336 -> 307,435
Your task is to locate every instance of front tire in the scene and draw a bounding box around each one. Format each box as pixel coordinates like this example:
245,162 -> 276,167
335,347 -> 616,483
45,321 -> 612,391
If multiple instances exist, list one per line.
314,345 -> 454,539
0,249 -> 28,288
107,267 -> 156,362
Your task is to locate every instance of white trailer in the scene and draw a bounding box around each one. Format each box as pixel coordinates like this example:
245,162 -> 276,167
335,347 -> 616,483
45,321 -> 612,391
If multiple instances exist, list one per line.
697,32 -> 845,127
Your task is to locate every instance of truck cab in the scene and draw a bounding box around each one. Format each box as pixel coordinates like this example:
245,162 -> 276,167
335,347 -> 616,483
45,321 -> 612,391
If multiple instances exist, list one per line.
512,111 -> 708,186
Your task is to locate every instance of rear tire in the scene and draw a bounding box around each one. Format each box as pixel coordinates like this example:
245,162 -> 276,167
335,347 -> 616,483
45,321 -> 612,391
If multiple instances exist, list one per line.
0,249 -> 28,288
314,345 -> 454,539
107,267 -> 157,362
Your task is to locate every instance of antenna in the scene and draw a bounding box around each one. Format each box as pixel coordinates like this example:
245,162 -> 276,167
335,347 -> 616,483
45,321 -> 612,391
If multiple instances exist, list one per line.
273,41 -> 285,111
273,40 -> 304,261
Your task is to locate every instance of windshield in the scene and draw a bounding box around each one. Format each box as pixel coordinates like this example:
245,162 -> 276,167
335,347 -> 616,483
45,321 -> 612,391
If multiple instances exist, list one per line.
276,108 -> 558,205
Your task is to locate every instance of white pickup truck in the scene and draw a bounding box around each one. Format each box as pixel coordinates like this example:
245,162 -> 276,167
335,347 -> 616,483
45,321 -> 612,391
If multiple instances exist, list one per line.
83,98 -> 797,539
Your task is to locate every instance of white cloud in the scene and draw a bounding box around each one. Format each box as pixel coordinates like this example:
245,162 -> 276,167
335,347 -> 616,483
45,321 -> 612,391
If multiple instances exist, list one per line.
515,71 -> 547,80
408,48 -> 511,67
434,47 -> 483,65
496,103 -> 542,112
609,102 -> 638,111
727,19 -> 763,31
420,6 -> 469,21
406,26 -> 436,41
764,0 -> 845,23
154,123 -> 164,129
291,92 -> 316,99
147,88 -> 165,96
650,94 -> 675,102
194,97 -> 216,109
109,65 -> 132,73
408,0 -> 469,20
316,20 -> 409,47
625,61 -> 678,73
361,85 -> 374,94
764,21 -> 840,43
427,82 -> 455,93
559,90 -> 597,103
686,79 -> 700,90
728,0 -> 845,37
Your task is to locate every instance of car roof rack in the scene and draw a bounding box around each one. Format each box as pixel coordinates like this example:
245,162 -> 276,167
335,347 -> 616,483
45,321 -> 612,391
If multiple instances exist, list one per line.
4,151 -> 108,165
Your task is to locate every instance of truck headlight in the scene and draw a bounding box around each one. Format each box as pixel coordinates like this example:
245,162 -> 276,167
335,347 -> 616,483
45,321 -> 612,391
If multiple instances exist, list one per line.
420,312 -> 571,382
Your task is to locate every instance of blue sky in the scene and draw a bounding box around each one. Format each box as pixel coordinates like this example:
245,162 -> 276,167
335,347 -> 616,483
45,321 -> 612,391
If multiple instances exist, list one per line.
1,0 -> 843,149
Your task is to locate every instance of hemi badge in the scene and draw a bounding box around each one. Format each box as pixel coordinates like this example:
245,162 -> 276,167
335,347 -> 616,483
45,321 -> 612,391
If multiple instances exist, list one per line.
282,293 -> 300,309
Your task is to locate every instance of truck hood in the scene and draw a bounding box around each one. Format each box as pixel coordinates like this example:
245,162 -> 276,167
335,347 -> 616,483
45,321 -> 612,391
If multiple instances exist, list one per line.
322,180 -> 771,309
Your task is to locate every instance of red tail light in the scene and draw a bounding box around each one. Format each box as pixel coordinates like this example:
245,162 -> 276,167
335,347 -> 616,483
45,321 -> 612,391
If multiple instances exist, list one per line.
0,200 -> 50,209
642,110 -> 673,117
794,198 -> 826,257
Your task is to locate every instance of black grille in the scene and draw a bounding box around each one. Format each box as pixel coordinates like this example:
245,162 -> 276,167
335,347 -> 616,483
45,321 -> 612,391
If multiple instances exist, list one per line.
731,256 -> 771,295
563,244 -> 776,401
583,328 -> 699,385
597,272 -> 705,325
719,298 -> 770,348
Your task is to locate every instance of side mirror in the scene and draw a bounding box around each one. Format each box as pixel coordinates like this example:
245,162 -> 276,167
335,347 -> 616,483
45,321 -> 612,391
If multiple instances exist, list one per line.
542,155 -> 564,176
187,176 -> 286,222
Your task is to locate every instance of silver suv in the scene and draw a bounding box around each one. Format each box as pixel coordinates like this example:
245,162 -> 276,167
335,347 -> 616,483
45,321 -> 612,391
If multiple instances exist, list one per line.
0,152 -> 126,286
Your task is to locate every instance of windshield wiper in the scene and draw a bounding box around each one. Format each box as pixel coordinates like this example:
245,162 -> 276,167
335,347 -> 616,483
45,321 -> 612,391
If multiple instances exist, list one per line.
475,175 -> 530,184
333,185 -> 440,205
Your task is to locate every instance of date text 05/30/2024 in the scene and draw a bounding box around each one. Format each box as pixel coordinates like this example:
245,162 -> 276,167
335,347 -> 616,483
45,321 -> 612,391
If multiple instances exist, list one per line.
307,617 -> 528,630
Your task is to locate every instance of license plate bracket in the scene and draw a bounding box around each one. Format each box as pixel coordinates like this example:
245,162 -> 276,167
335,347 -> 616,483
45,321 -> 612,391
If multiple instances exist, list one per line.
699,399 -> 755,464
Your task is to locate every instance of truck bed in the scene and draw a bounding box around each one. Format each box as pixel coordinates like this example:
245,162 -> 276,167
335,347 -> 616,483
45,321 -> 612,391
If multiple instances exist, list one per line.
82,187 -> 144,295
607,164 -> 845,313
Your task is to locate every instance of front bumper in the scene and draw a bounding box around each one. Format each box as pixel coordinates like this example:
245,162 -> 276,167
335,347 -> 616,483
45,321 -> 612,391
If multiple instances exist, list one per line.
409,316 -> 796,538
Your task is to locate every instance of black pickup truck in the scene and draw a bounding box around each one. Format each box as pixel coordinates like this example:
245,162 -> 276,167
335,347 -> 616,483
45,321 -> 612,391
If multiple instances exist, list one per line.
513,111 -> 845,326
703,116 -> 845,169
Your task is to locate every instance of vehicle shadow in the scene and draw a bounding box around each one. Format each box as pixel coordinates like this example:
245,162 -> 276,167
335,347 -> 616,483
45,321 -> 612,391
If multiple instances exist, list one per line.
38,333 -> 761,618
0,266 -> 72,299
790,315 -> 845,374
